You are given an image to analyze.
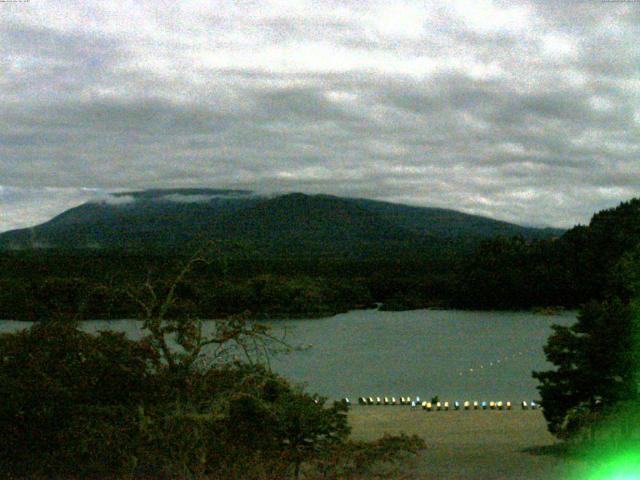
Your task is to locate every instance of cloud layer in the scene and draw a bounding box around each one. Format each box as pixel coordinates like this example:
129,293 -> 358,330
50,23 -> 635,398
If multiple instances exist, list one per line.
1,0 -> 638,232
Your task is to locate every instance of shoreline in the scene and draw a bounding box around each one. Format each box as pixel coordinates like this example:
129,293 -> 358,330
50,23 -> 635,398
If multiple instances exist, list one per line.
0,306 -> 577,323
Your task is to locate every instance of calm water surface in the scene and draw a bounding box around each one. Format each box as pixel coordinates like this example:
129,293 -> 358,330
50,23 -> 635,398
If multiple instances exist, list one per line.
0,309 -> 575,401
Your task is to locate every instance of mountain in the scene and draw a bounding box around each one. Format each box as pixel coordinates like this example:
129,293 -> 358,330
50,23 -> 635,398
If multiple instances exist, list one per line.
0,189 -> 563,254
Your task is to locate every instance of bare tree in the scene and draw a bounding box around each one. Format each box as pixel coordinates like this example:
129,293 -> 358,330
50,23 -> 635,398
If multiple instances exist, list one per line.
124,245 -> 289,374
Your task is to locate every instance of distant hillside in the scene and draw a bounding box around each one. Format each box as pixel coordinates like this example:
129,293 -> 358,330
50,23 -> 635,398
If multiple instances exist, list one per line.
349,197 -> 563,240
0,189 -> 563,254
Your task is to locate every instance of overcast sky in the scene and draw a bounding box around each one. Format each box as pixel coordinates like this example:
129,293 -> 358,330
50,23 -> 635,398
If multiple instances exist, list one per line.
1,0 -> 638,232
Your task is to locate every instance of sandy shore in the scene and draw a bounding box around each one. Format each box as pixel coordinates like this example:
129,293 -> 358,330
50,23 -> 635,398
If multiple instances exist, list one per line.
348,406 -> 587,479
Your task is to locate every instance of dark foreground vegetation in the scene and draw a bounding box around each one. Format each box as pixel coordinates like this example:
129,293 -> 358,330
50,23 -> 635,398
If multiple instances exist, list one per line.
0,260 -> 425,478
531,210 -> 640,459
1,198 -> 639,319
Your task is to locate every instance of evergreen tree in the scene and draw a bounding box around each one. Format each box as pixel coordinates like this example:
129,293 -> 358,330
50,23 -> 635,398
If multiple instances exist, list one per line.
533,244 -> 640,439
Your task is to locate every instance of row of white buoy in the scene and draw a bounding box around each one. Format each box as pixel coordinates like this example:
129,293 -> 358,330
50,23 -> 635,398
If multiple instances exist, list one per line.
354,397 -> 539,410
457,350 -> 530,377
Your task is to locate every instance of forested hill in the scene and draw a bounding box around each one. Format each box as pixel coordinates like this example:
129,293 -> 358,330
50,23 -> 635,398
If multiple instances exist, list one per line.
457,198 -> 640,309
0,189 -> 562,253
0,195 -> 638,320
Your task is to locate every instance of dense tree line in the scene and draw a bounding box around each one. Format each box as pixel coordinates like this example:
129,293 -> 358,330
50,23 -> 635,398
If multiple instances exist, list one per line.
457,198 -> 640,310
0,248 -> 452,320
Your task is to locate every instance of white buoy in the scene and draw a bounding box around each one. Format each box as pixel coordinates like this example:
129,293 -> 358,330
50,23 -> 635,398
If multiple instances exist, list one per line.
464,401 -> 470,410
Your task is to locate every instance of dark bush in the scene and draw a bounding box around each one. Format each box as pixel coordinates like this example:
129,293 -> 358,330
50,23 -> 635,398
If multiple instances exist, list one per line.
0,321 -> 363,479
0,321 -> 157,476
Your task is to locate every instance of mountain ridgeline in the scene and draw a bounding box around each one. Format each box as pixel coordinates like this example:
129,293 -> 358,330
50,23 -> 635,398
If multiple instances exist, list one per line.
0,190 -> 638,320
0,189 -> 562,254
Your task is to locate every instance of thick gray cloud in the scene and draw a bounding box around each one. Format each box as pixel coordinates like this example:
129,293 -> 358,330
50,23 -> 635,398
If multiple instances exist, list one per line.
1,0 -> 638,232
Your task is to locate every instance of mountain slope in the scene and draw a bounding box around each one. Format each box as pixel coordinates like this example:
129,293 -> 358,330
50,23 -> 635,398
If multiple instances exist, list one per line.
0,189 -> 563,252
349,197 -> 563,239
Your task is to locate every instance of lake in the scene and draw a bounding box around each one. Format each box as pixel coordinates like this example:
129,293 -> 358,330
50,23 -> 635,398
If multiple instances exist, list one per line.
0,308 -> 576,402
